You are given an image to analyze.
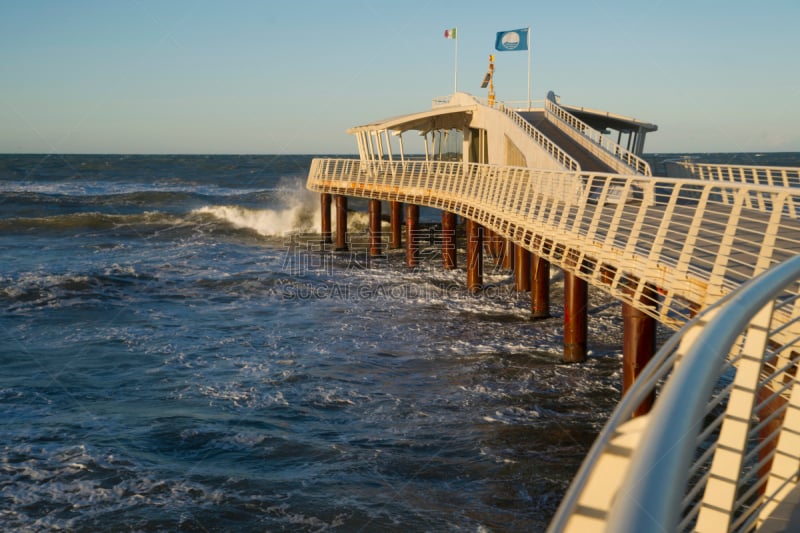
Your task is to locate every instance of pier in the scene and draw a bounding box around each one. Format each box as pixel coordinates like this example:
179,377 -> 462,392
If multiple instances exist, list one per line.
305,92 -> 800,530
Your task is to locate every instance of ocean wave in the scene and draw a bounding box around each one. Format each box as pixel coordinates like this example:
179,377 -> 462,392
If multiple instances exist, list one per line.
0,178 -> 272,198
0,266 -> 157,309
192,204 -> 319,237
0,443 -> 233,532
0,211 -> 185,235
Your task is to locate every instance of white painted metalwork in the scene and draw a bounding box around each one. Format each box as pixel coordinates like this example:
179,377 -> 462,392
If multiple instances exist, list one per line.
666,161 -> 800,188
548,254 -> 800,532
307,158 -> 800,330
544,99 -> 652,176
492,100 -> 581,171
667,161 -> 800,219
308,155 -> 800,530
434,94 -> 652,175
432,93 -> 580,171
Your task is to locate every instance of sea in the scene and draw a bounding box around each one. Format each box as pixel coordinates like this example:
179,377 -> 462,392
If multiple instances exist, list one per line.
1,152 -> 797,532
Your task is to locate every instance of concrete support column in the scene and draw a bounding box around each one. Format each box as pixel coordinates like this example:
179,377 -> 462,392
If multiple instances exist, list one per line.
368,199 -> 382,257
405,204 -> 420,267
515,244 -> 531,292
335,195 -> 348,251
530,255 -> 550,319
622,284 -> 658,416
563,270 -> 588,363
320,193 -> 332,244
390,201 -> 403,249
466,219 -> 483,293
441,211 -> 457,270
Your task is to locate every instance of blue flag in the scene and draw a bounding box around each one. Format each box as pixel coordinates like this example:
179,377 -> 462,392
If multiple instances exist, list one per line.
495,28 -> 529,52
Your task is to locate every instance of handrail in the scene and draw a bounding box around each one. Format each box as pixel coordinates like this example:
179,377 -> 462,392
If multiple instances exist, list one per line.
666,161 -> 800,216
549,254 -> 800,532
430,94 -> 580,171
308,158 -> 800,330
433,93 -> 547,112
493,100 -> 581,171
473,97 -> 546,112
666,161 -> 800,187
545,99 -> 652,176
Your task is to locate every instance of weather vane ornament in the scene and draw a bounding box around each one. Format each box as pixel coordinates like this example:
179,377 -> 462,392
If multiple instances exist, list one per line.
481,55 -> 495,107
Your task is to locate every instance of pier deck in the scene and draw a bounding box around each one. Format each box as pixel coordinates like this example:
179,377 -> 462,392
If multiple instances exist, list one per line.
307,92 -> 800,531
309,158 -> 800,330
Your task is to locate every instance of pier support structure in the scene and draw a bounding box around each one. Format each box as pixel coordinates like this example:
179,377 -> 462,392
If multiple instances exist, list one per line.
320,193 -> 332,244
503,239 -> 513,270
368,199 -> 382,257
515,245 -> 531,292
622,284 -> 658,416
335,195 -> 348,251
390,201 -> 403,249
441,211 -> 457,270
405,204 -> 420,267
466,219 -> 483,292
563,270 -> 588,363
485,230 -> 501,264
530,255 -> 551,319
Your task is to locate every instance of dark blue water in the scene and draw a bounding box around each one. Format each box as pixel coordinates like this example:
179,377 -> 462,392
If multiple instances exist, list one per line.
0,153 -> 795,531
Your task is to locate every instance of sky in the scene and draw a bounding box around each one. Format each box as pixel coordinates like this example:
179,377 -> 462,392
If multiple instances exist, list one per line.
1,0 -> 798,155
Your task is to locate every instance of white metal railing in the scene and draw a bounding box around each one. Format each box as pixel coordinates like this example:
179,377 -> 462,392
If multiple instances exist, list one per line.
548,254 -> 800,532
433,94 -> 546,112
544,99 -> 653,176
492,100 -> 581,171
667,161 -> 800,187
475,97 -> 545,112
666,161 -> 800,217
308,158 -> 800,329
430,94 -> 580,171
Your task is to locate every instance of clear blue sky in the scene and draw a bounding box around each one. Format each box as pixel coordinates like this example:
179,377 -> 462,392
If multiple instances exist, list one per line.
1,0 -> 798,154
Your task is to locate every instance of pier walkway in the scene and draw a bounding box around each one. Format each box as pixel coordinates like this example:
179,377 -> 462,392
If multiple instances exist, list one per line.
308,157 -> 800,330
518,111 -> 615,172
306,93 -> 800,531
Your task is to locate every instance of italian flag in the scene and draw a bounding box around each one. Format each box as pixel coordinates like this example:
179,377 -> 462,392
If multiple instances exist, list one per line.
443,28 -> 456,39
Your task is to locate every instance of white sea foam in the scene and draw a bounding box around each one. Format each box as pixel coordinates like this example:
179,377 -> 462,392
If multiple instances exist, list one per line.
190,177 -> 382,237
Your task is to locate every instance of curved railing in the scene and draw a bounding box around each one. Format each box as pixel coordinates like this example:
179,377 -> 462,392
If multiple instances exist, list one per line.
494,100 -> 581,171
432,93 -> 580,171
307,158 -> 800,330
548,254 -> 800,532
666,161 -> 800,216
545,99 -> 652,176
666,161 -> 800,187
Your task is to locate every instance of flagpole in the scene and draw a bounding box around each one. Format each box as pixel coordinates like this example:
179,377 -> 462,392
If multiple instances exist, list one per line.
527,26 -> 531,109
454,27 -> 459,93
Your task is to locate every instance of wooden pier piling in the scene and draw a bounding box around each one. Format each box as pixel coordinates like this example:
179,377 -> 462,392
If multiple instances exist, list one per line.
320,193 -> 332,244
368,199 -> 382,257
515,245 -> 531,292
335,195 -> 348,251
563,270 -> 588,363
390,201 -> 403,249
622,283 -> 658,416
441,211 -> 457,270
466,219 -> 483,292
530,255 -> 551,319
503,239 -> 513,270
405,204 -> 420,267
